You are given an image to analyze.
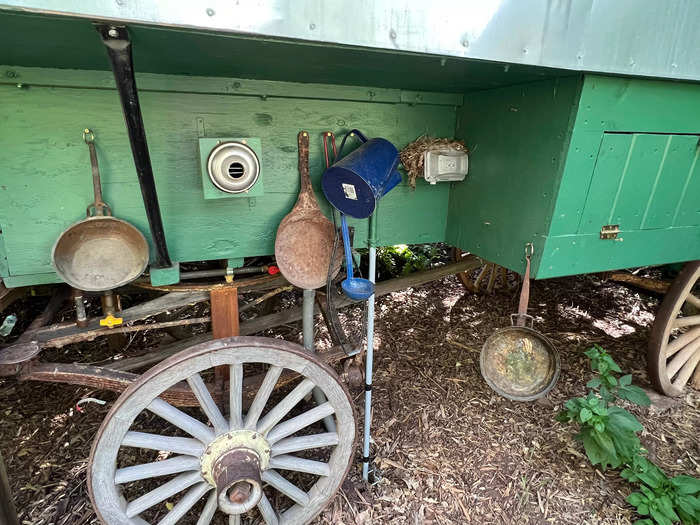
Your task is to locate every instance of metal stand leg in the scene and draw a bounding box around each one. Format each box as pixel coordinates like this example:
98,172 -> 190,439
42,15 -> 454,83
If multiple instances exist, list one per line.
0,451 -> 19,525
362,245 -> 377,481
303,289 -> 336,432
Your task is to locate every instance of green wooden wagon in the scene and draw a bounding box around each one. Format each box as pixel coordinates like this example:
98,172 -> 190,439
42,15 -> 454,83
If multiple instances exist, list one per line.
0,2 -> 699,524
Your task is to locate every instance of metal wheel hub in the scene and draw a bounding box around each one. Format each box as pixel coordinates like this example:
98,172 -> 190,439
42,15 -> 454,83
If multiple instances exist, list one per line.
212,448 -> 263,515
200,430 -> 271,485
199,430 -> 271,515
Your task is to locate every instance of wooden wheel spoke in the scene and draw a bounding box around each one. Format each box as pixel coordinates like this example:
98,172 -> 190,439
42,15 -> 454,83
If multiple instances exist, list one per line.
269,454 -> 331,477
256,378 -> 315,435
666,327 -> 700,357
187,372 -> 229,435
258,493 -> 280,525
244,365 -> 283,429
271,432 -> 339,456
266,402 -> 335,444
125,471 -> 203,518
122,431 -> 205,456
229,363 -> 244,430
685,292 -> 700,309
672,314 -> 700,329
667,337 -> 700,378
147,398 -> 215,443
195,491 -> 218,525
156,482 -> 211,525
262,470 -> 310,507
115,455 -> 200,484
672,347 -> 700,389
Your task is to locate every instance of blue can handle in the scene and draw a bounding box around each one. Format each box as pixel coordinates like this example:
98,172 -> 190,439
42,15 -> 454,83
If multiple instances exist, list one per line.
340,213 -> 354,281
349,129 -> 367,143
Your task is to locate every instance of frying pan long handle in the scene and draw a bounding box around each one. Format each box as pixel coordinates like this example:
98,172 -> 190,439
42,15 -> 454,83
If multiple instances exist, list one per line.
298,131 -> 312,196
96,24 -> 172,269
340,214 -> 354,281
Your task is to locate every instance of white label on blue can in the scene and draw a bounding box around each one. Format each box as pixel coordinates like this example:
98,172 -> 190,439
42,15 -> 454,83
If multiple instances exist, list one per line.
342,183 -> 358,200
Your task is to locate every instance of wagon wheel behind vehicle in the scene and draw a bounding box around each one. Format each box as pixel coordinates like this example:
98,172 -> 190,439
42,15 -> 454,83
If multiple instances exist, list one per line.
89,336 -> 356,524
648,260 -> 700,397
451,247 -> 518,293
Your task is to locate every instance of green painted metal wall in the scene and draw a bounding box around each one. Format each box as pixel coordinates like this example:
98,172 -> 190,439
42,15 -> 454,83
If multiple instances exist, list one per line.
0,65 -> 457,287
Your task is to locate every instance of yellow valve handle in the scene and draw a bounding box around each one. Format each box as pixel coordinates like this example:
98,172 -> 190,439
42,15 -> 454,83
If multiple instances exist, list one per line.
99,314 -> 123,328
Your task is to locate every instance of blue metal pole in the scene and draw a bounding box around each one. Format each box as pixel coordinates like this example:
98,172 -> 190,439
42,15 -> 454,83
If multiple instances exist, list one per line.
362,213 -> 377,481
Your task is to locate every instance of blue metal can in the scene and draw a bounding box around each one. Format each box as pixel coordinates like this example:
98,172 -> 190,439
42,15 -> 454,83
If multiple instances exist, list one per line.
321,130 -> 402,218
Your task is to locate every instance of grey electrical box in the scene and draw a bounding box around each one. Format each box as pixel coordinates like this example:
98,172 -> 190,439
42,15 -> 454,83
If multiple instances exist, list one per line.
423,148 -> 469,184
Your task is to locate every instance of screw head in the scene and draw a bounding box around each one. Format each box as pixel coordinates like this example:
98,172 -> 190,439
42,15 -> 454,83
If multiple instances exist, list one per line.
206,8 -> 215,16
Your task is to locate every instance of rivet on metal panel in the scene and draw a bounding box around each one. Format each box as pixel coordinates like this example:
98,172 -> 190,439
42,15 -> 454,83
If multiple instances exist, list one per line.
461,37 -> 469,48
309,23 -> 316,30
206,8 -> 215,16
389,29 -> 397,39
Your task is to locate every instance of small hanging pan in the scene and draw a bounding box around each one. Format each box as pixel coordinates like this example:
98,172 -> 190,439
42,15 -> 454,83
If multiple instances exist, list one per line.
480,244 -> 560,401
52,129 -> 149,292
275,131 -> 341,289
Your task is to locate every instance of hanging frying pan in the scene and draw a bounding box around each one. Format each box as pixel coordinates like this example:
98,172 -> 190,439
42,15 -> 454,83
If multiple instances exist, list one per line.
480,244 -> 560,401
52,130 -> 149,292
275,131 -> 341,289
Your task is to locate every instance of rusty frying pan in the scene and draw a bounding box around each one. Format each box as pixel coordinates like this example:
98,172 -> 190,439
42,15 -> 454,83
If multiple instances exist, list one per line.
275,131 -> 341,289
480,244 -> 560,401
52,129 -> 149,292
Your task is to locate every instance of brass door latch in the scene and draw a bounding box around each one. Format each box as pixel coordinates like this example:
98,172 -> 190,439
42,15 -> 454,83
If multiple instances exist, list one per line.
600,224 -> 620,240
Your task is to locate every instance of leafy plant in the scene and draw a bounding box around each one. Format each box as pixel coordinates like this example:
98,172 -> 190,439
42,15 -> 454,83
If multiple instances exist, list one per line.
557,345 -> 700,525
375,244 -> 439,279
556,345 -> 649,469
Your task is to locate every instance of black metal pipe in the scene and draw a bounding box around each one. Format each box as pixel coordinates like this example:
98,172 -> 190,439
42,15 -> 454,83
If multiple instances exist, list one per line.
180,265 -> 273,280
96,24 -> 172,269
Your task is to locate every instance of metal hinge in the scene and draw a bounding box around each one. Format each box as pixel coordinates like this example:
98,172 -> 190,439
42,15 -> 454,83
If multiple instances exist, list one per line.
600,224 -> 620,240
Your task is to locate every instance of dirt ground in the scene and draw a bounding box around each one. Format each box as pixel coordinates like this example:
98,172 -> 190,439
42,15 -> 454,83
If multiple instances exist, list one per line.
1,271 -> 698,524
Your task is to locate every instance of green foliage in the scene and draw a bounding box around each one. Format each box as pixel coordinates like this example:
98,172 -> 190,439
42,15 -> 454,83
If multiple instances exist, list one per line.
557,345 -> 700,525
375,244 -> 441,280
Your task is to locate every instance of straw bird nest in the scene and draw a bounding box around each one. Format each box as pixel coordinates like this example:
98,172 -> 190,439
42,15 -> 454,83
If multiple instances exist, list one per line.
400,136 -> 468,188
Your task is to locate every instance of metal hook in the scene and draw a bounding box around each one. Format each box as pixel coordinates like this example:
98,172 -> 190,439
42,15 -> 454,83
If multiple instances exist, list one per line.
83,128 -> 95,144
525,242 -> 534,258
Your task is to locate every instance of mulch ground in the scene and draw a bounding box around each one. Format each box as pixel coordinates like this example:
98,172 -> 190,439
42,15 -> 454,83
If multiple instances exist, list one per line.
1,271 -> 698,524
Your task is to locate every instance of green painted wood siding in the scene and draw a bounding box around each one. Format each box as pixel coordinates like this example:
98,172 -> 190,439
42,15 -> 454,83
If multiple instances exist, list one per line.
0,66 -> 457,285
541,76 -> 700,278
447,74 -> 700,279
445,77 -> 582,276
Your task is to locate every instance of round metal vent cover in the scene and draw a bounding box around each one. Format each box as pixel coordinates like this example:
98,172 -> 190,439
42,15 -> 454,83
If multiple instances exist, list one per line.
207,141 -> 260,193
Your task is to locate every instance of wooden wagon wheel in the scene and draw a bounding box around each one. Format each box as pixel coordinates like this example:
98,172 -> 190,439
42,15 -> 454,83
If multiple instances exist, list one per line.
88,336 -> 356,525
451,247 -> 518,293
648,260 -> 700,397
